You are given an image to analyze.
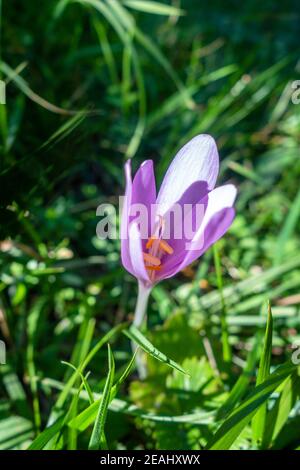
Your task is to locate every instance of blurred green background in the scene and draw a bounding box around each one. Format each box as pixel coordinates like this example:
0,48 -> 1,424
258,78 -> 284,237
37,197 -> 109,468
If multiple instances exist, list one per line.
0,0 -> 300,450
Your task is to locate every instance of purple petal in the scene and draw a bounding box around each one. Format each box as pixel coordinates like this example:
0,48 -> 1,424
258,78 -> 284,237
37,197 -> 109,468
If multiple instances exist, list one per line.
121,160 -> 134,274
156,134 -> 219,215
129,222 -> 150,284
157,184 -> 237,280
121,159 -> 156,277
130,160 -> 156,243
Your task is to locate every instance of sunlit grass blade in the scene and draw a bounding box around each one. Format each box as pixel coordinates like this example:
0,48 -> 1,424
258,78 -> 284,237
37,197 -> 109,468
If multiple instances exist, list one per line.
124,325 -> 188,375
213,243 -> 231,363
207,361 -> 296,450
53,322 -> 128,411
88,344 -> 115,450
263,373 -> 299,448
28,416 -> 65,450
38,112 -> 87,150
69,348 -> 138,431
107,0 -> 194,109
26,299 -> 45,432
61,361 -> 94,405
252,302 -> 273,446
217,331 -> 262,420
123,0 -> 185,16
274,187 -> 300,265
0,62 -> 86,115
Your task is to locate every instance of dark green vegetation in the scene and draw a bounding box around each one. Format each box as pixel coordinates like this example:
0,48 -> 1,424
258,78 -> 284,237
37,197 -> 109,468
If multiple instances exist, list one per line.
0,0 -> 300,450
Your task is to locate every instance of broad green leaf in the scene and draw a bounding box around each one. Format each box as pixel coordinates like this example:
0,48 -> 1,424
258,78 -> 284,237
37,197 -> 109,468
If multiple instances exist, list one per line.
252,302 -> 273,444
207,361 -> 297,450
88,344 -> 115,450
124,325 -> 188,375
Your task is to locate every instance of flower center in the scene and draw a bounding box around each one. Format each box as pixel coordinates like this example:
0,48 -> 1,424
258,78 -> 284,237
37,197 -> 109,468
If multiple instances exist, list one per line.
142,216 -> 173,280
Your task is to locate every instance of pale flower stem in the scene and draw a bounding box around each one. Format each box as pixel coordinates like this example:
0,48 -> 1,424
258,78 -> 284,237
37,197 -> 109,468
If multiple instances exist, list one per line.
133,281 -> 151,327
132,281 -> 151,379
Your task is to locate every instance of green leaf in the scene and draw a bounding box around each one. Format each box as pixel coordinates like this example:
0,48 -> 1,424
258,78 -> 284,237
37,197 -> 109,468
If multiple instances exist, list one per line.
217,331 -> 262,420
124,325 -> 188,375
207,361 -> 297,450
123,0 -> 184,16
252,302 -> 273,445
28,417 -> 64,450
54,322 -> 127,410
69,349 -> 138,431
264,373 -> 299,447
88,344 -> 115,450
275,187 -> 300,265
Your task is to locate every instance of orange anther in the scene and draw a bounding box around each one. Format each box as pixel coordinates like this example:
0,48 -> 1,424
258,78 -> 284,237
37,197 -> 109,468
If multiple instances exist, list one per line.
145,265 -> 161,271
159,239 -> 174,254
146,236 -> 157,250
143,252 -> 161,266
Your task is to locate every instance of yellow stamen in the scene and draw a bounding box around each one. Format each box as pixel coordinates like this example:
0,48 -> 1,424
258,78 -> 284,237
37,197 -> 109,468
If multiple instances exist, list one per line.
145,265 -> 161,271
159,239 -> 174,254
146,236 -> 157,249
143,252 -> 161,266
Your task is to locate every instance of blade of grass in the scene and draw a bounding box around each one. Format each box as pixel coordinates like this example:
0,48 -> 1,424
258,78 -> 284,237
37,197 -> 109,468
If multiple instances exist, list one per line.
274,187 -> 300,265
207,361 -> 296,450
124,324 -> 188,375
26,299 -> 45,433
252,302 -> 273,446
52,322 -> 128,412
123,0 -> 185,16
217,330 -> 262,420
88,344 -> 115,450
68,349 -> 138,431
263,373 -> 299,448
213,243 -> 231,363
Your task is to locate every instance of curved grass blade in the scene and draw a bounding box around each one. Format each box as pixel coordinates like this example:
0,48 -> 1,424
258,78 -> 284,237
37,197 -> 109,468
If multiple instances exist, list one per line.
61,361 -> 94,405
69,348 -> 138,431
54,322 -> 128,410
275,187 -> 300,265
217,330 -> 262,420
206,361 -> 297,450
124,325 -> 188,375
123,0 -> 185,16
263,373 -> 299,448
88,344 -> 115,450
252,302 -> 273,445
42,377 -> 215,427
28,416 -> 64,450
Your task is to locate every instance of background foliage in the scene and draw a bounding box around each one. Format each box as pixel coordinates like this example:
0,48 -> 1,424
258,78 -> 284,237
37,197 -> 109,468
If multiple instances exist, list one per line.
0,0 -> 300,450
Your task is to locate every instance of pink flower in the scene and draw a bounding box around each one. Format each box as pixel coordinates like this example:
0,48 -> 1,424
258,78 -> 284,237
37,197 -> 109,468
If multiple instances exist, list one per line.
121,134 -> 237,290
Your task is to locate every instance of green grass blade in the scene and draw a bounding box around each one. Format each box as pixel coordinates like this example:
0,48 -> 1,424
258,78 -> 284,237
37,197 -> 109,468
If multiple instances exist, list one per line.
213,243 -> 231,363
124,325 -> 188,375
69,349 -> 138,431
28,417 -> 65,450
88,344 -> 115,450
61,361 -> 94,405
54,322 -> 127,411
207,361 -> 296,450
263,373 -> 299,448
275,187 -> 300,265
123,0 -> 185,16
252,302 -> 273,446
217,331 -> 262,420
